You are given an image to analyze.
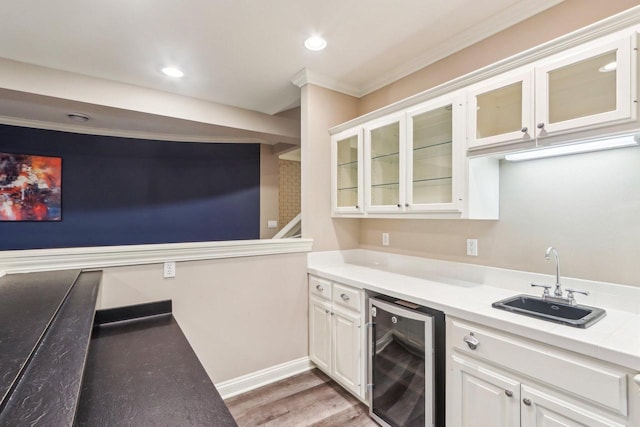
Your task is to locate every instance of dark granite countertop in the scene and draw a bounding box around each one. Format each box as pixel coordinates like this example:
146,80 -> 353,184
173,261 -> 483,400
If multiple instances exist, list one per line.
0,270 -> 235,427
0,269 -> 81,406
75,306 -> 237,427
0,271 -> 101,426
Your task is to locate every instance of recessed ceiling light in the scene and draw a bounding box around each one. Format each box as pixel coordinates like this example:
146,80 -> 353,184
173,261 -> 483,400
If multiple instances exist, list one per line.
304,36 -> 327,51
598,61 -> 617,72
162,67 -> 185,78
67,112 -> 90,122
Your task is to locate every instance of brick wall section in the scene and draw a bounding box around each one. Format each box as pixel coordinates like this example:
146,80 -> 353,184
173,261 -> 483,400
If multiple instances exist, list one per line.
279,159 -> 301,229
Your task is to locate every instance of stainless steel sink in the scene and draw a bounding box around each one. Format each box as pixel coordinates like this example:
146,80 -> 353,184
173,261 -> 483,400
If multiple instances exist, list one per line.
492,295 -> 606,328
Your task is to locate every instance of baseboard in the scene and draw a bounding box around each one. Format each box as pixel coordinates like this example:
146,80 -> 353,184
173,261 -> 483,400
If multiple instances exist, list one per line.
216,357 -> 315,399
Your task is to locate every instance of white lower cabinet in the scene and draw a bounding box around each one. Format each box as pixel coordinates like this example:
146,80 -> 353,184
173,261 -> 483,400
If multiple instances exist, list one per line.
309,296 -> 332,372
448,317 -> 638,427
331,306 -> 361,393
308,275 -> 365,400
521,385 -> 625,427
451,354 -> 520,427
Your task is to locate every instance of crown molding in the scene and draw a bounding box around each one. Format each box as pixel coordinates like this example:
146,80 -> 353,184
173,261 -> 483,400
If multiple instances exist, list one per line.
292,0 -> 565,98
0,115 -> 271,144
357,0 -> 565,97
0,239 -> 313,274
291,69 -> 361,97
329,5 -> 640,135
296,3 -> 640,103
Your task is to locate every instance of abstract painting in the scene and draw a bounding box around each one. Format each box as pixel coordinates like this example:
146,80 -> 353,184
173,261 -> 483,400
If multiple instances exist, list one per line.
0,152 -> 62,221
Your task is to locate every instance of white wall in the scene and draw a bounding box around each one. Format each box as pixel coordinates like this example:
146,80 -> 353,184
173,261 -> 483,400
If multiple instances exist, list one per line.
99,252 -> 309,383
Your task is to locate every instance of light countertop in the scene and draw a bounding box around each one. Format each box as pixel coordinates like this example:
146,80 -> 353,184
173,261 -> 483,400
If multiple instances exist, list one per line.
308,250 -> 640,372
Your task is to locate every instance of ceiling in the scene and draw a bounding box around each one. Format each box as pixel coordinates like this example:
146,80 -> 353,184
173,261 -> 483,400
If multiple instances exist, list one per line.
0,0 -> 563,139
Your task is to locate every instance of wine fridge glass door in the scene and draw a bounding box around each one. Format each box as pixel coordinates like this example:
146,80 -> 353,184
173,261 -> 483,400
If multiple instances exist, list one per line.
370,299 -> 434,427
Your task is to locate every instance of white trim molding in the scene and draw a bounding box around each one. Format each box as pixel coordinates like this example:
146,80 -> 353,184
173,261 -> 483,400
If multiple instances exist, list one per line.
291,68 -> 361,97
0,238 -> 313,274
292,0 -> 564,98
215,357 -> 315,399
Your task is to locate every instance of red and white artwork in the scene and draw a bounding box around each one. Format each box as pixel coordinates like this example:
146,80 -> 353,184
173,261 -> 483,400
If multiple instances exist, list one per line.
0,152 -> 62,221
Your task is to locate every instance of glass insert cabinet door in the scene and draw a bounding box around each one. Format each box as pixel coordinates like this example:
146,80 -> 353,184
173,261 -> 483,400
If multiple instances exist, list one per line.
406,94 -> 464,212
535,36 -> 634,136
467,70 -> 534,149
364,114 -> 405,212
332,128 -> 363,214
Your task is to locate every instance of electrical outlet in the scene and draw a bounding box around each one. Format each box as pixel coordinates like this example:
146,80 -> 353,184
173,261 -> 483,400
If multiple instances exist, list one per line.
267,220 -> 278,229
382,233 -> 390,246
466,239 -> 478,256
163,261 -> 176,278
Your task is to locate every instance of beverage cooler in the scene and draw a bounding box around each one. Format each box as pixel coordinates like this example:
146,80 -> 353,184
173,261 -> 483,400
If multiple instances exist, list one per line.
368,296 -> 445,427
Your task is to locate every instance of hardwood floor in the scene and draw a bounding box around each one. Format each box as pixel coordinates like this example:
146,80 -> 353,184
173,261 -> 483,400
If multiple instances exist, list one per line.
225,369 -> 379,427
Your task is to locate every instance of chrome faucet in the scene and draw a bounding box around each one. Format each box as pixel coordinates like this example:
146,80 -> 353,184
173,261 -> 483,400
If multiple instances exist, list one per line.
545,246 -> 562,297
530,246 -> 590,305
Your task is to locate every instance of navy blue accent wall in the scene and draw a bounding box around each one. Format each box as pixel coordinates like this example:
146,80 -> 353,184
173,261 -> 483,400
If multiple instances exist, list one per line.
0,124 -> 260,250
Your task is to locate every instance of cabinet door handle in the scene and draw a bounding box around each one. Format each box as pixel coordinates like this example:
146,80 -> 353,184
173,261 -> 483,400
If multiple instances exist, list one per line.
340,293 -> 350,301
463,332 -> 479,350
520,127 -> 528,133
316,284 -> 324,292
537,122 -> 545,129
523,398 -> 532,406
505,390 -> 513,397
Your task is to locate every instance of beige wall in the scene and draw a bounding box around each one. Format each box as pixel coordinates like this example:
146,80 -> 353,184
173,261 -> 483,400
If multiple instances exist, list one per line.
301,84 -> 361,251
302,0 -> 640,286
260,144 -> 280,239
359,0 -> 640,115
360,147 -> 640,286
99,252 -> 309,383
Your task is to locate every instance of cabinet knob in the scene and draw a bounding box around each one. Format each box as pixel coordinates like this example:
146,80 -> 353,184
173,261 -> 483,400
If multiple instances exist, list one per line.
505,390 -> 513,397
463,332 -> 479,350
537,122 -> 545,129
391,316 -> 398,324
523,398 -> 532,406
316,284 -> 324,292
520,127 -> 528,133
397,204 -> 402,208
355,205 -> 359,209
340,293 -> 350,301
405,203 -> 410,207
325,309 -> 330,314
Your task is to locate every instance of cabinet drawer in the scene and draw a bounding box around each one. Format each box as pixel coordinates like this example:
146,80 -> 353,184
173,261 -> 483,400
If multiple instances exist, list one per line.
332,283 -> 361,312
309,276 -> 331,300
449,318 -> 628,416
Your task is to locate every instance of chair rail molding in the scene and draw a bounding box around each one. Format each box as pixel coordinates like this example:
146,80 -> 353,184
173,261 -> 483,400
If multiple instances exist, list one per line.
0,239 -> 313,274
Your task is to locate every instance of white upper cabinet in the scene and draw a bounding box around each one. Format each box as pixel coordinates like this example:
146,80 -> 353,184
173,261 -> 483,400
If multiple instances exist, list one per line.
329,17 -> 640,220
535,36 -> 635,138
468,34 -> 636,150
331,128 -> 363,215
362,93 -> 468,215
406,93 -> 465,213
364,113 -> 406,213
467,69 -> 534,149
334,91 -> 497,219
